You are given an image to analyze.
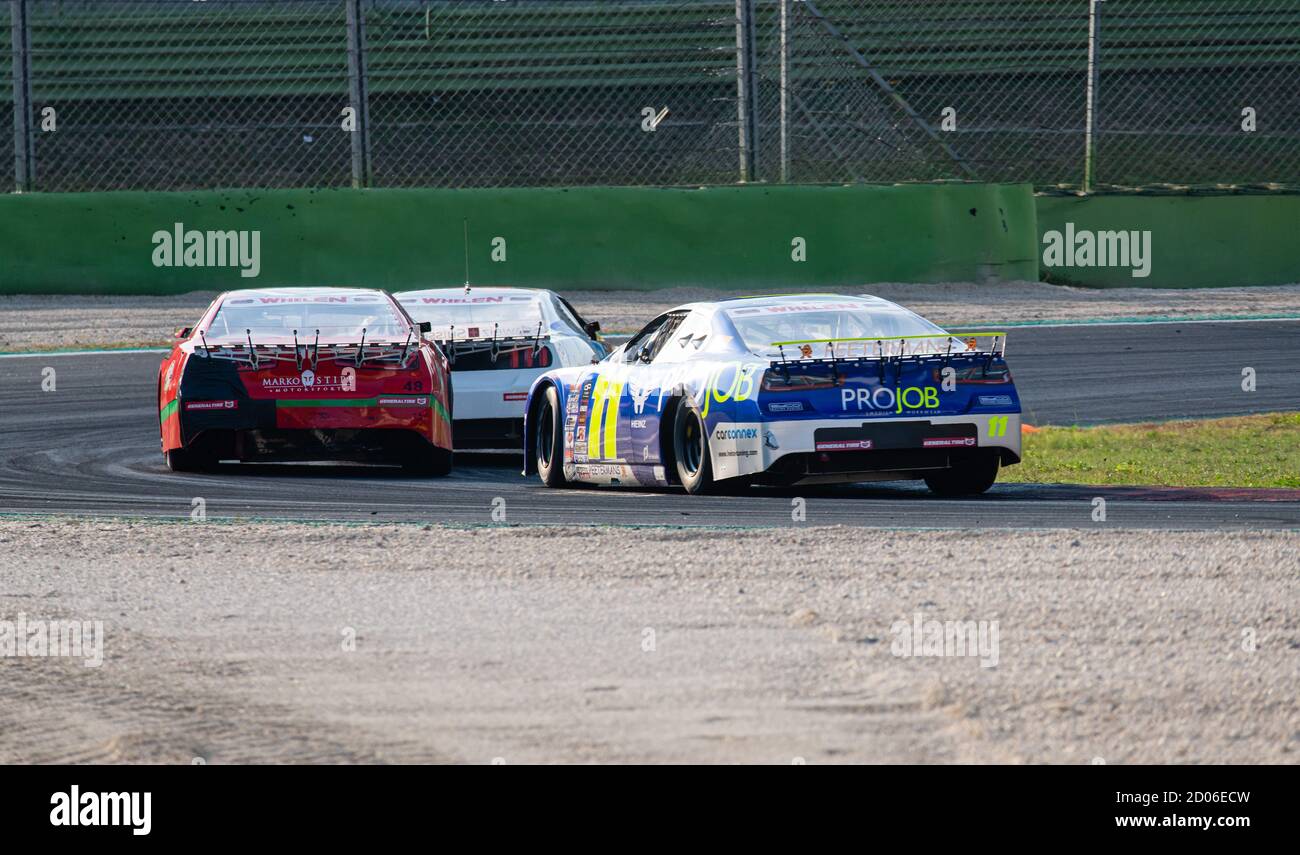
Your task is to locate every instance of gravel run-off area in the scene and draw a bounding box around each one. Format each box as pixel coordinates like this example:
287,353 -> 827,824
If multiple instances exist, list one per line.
3,281 -> 1300,351
1,519 -> 1295,764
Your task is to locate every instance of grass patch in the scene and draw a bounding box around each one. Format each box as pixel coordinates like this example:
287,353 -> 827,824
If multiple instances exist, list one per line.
1003,412 -> 1300,488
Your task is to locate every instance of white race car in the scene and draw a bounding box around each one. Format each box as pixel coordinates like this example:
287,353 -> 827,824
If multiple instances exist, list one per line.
394,287 -> 606,449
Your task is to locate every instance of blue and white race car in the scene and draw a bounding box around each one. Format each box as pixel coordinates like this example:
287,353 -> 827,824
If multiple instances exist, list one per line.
523,294 -> 1021,495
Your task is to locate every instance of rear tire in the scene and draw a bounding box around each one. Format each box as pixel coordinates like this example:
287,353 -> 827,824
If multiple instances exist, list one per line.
924,453 -> 1000,496
672,400 -> 716,495
406,445 -> 453,477
164,446 -> 212,473
535,386 -> 567,488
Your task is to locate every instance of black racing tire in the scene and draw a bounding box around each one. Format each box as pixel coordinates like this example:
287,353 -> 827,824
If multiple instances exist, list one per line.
405,445 -> 453,477
535,385 -> 567,488
672,399 -> 716,495
924,453 -> 1000,496
164,446 -> 213,473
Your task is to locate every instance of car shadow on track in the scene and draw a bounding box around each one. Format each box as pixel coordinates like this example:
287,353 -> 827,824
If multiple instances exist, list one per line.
182,450 -> 524,481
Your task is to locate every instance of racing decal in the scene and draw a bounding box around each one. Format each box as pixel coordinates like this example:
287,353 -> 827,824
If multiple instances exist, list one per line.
725,301 -> 861,317
224,294 -> 381,305
260,369 -> 356,394
571,462 -> 667,487
922,437 -> 977,448
563,410 -> 577,464
621,392 -> 663,465
184,400 -> 238,411
709,421 -> 764,480
700,363 -> 757,417
403,295 -> 531,305
978,395 -> 1014,407
574,463 -> 626,479
503,392 -> 528,402
767,401 -> 804,413
275,396 -> 388,408
816,439 -> 873,451
375,396 -> 429,407
714,426 -> 758,442
988,416 -> 1010,437
572,377 -> 594,463
840,385 -> 941,415
813,421 -> 977,451
628,382 -> 654,415
272,395 -> 449,422
586,375 -> 624,461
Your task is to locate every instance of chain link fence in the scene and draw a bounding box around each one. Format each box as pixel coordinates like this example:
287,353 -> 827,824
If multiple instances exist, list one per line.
364,1 -> 741,187
5,0 -> 1299,193
752,1 -> 1090,186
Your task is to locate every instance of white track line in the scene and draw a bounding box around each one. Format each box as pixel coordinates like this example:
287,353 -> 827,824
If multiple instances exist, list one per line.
0,347 -> 167,359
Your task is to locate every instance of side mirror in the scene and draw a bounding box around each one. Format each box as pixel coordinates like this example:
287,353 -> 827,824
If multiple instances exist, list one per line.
418,321 -> 432,334
174,327 -> 192,340
584,321 -> 601,338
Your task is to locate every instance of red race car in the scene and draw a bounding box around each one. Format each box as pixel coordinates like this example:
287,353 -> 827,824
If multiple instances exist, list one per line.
158,287 -> 453,475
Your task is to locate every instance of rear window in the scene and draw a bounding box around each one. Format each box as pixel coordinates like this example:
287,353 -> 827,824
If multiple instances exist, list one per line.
399,294 -> 544,327
725,302 -> 955,356
206,294 -> 408,343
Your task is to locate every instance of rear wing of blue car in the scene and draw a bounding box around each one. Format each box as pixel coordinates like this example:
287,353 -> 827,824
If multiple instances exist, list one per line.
767,332 -> 1008,364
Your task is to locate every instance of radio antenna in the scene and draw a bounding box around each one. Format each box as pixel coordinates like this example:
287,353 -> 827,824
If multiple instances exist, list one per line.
462,219 -> 471,294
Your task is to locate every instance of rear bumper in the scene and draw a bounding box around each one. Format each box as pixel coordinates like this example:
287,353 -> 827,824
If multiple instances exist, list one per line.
196,426 -> 444,464
710,413 -> 1022,483
163,395 -> 450,459
453,417 -> 525,450
450,368 -> 546,421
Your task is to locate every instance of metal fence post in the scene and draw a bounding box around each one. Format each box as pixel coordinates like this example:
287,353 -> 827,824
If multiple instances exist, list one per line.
734,0 -> 758,182
345,0 -> 372,188
1083,0 -> 1103,193
779,0 -> 790,183
10,0 -> 34,192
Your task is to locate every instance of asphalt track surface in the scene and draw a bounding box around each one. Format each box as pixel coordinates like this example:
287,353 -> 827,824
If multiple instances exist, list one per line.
1,320 -> 1297,529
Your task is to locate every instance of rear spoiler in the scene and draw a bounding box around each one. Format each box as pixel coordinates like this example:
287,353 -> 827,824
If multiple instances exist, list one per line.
191,328 -> 419,369
430,322 -> 550,367
768,331 -> 1007,365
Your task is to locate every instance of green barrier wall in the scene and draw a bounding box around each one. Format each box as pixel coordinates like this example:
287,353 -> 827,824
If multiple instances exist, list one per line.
1036,194 -> 1300,288
0,184 -> 1037,295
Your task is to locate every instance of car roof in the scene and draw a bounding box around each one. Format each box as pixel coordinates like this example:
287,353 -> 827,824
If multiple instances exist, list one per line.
393,286 -> 546,302
669,292 -> 896,315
